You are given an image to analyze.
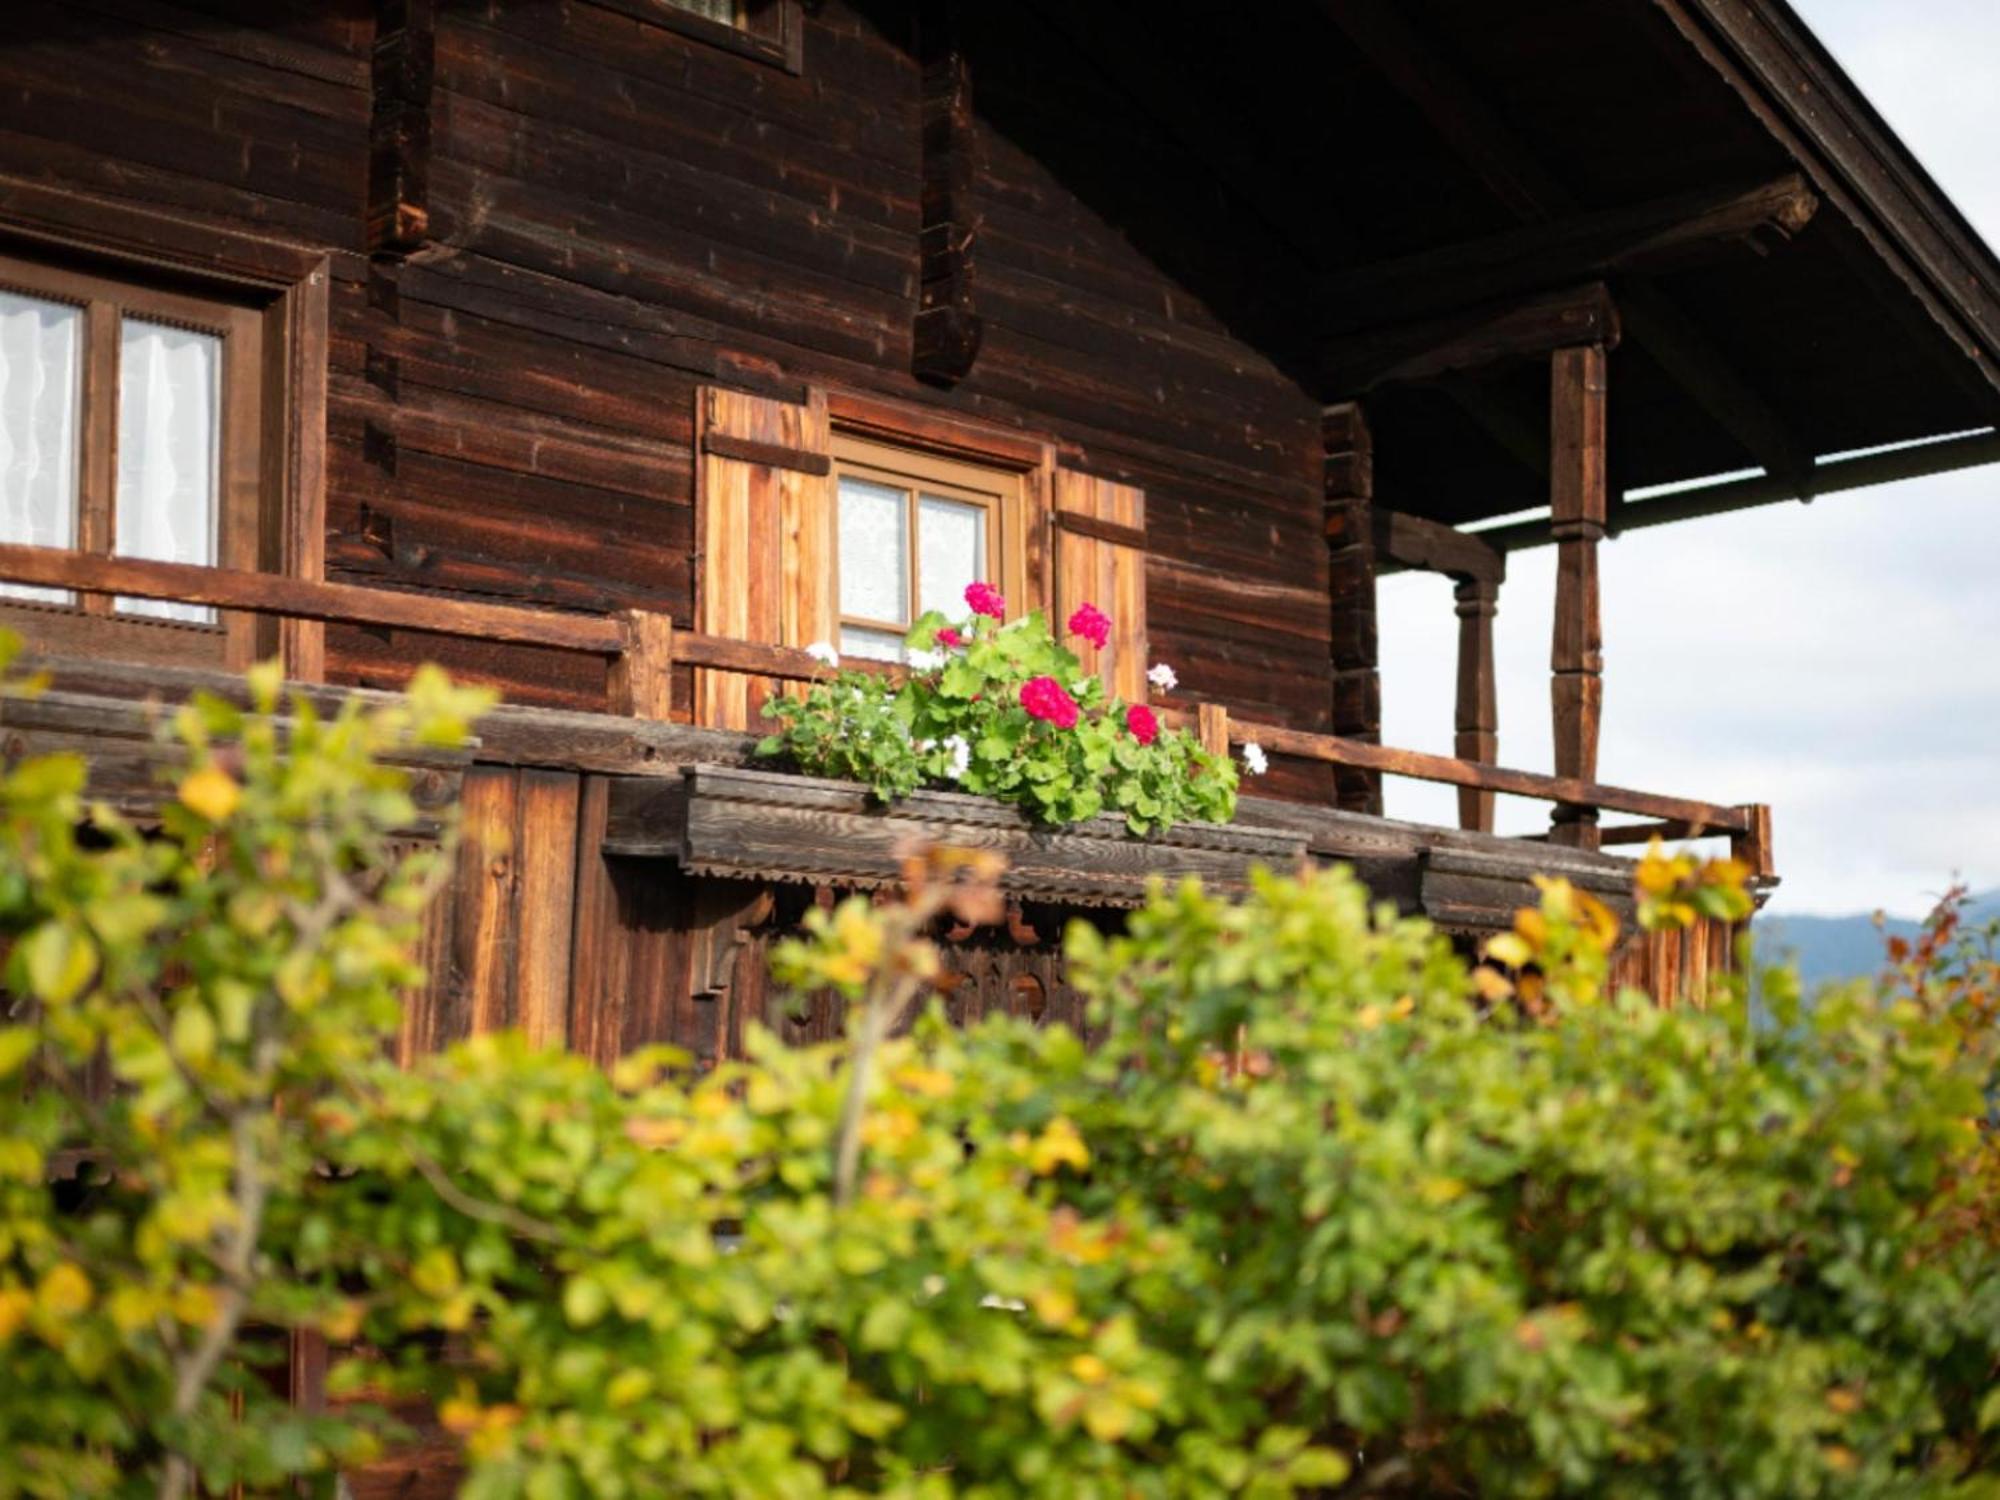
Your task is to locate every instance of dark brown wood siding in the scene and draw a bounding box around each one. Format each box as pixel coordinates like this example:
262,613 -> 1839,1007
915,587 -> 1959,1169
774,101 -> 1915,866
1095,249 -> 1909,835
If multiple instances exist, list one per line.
0,2 -> 1332,795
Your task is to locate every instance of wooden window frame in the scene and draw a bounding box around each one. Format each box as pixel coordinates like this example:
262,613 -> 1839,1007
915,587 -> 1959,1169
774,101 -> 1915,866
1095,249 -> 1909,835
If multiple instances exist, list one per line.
0,173 -> 331,679
831,434 -> 1028,652
825,389 -> 1058,620
600,0 -> 804,74
0,252 -> 263,667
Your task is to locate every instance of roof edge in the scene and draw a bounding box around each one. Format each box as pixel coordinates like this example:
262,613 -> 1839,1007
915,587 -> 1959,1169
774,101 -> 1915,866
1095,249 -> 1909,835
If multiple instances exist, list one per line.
1653,0 -> 2000,400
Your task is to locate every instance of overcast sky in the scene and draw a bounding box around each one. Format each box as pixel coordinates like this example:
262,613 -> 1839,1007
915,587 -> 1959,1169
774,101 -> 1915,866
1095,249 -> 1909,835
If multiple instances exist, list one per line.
1375,0 -> 2000,918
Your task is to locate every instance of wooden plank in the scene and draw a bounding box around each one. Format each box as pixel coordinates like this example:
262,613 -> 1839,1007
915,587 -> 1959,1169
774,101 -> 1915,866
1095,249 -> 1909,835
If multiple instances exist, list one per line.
1053,469 -> 1147,702
695,387 -> 832,729
1453,577 -> 1500,833
700,430 -> 833,475
455,767 -> 520,1040
1548,345 -> 1607,850
565,776 -> 629,1066
1324,281 -> 1621,395
1316,174 -> 1818,332
0,543 -> 625,653
513,769 -> 580,1049
1052,508 -> 1148,551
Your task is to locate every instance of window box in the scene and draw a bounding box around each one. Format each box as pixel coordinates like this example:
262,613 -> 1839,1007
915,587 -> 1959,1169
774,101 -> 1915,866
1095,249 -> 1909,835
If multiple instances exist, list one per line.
604,764 -> 1306,908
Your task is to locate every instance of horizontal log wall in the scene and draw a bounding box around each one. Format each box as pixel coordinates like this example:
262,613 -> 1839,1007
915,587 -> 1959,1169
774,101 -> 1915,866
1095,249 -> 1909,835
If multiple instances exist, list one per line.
0,2 -> 1330,791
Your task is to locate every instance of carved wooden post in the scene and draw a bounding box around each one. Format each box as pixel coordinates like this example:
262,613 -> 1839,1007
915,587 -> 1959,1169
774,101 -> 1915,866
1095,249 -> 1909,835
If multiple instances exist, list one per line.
1325,402 -> 1381,814
1453,576 -> 1500,832
608,609 -> 675,720
1549,344 -> 1606,849
1730,803 -> 1775,881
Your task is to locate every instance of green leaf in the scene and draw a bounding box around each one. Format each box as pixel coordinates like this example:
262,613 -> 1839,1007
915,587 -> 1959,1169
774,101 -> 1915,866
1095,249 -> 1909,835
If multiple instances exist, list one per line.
22,921 -> 96,1004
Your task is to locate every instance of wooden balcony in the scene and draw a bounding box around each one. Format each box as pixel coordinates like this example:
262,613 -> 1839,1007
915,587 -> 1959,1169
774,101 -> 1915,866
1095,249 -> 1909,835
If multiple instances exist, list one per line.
0,541 -> 1772,878
0,542 -> 1771,1040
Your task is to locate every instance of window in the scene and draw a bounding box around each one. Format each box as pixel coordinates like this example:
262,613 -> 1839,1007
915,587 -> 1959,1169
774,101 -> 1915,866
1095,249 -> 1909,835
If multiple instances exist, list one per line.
0,252 -> 262,663
619,0 -> 804,72
832,435 -> 1027,663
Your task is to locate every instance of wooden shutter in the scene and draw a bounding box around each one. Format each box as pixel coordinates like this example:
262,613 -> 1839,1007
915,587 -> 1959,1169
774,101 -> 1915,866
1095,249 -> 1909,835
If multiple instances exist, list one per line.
696,387 -> 834,729
1052,469 -> 1148,703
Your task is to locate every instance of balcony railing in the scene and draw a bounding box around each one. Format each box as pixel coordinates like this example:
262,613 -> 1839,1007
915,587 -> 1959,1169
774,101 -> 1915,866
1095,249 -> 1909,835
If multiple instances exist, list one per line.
0,542 -> 1772,877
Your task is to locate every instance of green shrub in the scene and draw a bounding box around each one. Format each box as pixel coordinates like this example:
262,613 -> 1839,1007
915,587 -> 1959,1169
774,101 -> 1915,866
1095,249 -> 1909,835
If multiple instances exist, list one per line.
2,650 -> 1996,1498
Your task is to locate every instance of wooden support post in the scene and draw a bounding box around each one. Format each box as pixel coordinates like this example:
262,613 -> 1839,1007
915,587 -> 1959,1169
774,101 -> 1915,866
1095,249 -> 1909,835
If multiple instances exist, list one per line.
1197,701 -> 1230,760
608,609 -> 675,720
1549,344 -> 1607,849
1453,576 -> 1500,832
1730,803 -> 1775,881
1325,402 -> 1382,814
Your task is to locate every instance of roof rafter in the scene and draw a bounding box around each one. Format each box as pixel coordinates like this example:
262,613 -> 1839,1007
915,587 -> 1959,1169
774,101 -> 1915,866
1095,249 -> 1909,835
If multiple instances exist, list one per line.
1318,0 -> 1818,487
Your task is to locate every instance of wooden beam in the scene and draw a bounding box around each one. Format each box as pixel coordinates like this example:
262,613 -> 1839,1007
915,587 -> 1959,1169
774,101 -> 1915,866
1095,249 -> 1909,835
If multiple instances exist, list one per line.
1453,577 -> 1500,833
1321,0 -> 1822,480
1324,402 -> 1381,814
912,0 -> 983,386
1319,175 -> 1818,333
1325,282 -> 1621,395
1370,508 -> 1505,585
1230,718 -> 1751,833
1548,346 -> 1608,850
1479,428 -> 2000,550
607,610 -> 674,720
367,0 -> 435,257
1618,289 -> 1809,481
1650,0 -> 2000,395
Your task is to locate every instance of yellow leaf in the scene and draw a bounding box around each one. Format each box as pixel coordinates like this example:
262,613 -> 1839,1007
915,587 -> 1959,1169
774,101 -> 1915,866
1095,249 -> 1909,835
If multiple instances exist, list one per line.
1485,933 -> 1533,969
1031,1286 -> 1077,1328
1028,1117 -> 1090,1176
1070,1352 -> 1110,1385
177,765 -> 242,822
0,1286 -> 31,1344
36,1262 -> 92,1320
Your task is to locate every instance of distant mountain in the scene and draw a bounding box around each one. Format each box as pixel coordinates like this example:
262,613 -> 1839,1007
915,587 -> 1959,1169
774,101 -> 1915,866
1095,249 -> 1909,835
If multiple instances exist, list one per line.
1754,889 -> 2000,989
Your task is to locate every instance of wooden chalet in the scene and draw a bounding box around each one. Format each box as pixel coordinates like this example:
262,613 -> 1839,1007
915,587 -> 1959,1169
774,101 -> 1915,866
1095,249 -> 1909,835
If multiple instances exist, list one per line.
3,0 -> 1999,1070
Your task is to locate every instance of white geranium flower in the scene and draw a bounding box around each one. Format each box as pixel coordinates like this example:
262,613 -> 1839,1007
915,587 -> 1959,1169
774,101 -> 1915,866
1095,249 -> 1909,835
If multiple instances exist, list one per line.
804,641 -> 839,668
1241,741 -> 1269,776
943,734 -> 971,781
909,647 -> 947,670
1146,662 -> 1178,692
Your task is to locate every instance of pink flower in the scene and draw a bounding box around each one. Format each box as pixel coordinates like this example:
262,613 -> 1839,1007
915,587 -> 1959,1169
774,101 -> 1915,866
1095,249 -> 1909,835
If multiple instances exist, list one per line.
936,626 -> 965,649
1067,602 -> 1111,650
1125,703 -> 1159,746
1019,675 -> 1080,729
965,581 -> 1006,620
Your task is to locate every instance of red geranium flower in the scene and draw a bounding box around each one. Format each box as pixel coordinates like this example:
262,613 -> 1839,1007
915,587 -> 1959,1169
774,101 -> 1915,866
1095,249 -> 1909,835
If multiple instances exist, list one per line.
1019,675 -> 1080,729
965,582 -> 1006,620
1126,703 -> 1159,746
1067,602 -> 1112,650
937,626 -> 964,649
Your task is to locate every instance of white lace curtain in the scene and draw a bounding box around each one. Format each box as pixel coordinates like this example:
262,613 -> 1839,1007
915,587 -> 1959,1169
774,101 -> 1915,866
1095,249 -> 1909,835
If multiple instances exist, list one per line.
0,289 -> 80,604
116,319 -> 219,623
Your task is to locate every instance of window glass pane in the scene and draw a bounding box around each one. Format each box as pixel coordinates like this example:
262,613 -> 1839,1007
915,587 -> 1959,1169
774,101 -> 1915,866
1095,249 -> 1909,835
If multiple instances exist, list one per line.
839,625 -> 905,664
838,475 -> 908,627
116,318 -> 220,624
0,289 -> 81,605
917,494 -> 986,620
663,0 -> 740,25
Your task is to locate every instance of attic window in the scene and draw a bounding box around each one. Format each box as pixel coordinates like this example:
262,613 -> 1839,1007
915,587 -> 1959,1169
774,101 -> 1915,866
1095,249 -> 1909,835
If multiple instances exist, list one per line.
635,0 -> 803,72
